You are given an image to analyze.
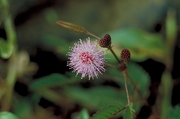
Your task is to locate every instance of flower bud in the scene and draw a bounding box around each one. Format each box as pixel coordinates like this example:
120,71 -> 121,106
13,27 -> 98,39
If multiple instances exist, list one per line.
99,34 -> 111,48
121,49 -> 130,62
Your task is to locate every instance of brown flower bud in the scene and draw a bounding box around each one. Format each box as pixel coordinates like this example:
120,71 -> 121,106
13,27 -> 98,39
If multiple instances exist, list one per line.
121,49 -> 130,62
99,34 -> 111,48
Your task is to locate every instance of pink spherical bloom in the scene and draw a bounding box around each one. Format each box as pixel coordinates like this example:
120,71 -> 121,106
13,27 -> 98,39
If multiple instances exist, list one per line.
67,37 -> 106,80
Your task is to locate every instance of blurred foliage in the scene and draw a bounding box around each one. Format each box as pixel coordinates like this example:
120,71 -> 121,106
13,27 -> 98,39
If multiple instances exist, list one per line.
0,112 -> 19,119
64,86 -> 125,110
29,73 -> 81,90
108,28 -> 166,62
0,0 -> 8,24
168,106 -> 180,119
77,109 -> 89,119
0,0 -> 180,119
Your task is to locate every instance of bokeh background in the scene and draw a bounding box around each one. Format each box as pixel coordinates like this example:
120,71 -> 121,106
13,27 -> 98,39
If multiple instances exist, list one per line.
0,0 -> 180,119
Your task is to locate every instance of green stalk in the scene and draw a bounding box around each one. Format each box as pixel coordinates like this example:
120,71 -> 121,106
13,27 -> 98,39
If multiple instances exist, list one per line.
0,0 -> 17,111
159,70 -> 172,118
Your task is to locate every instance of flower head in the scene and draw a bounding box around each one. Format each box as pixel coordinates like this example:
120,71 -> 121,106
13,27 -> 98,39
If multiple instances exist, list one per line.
67,37 -> 106,80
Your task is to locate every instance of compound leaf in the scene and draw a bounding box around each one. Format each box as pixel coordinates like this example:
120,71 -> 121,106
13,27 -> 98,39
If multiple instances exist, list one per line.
90,102 -> 126,119
123,103 -> 135,119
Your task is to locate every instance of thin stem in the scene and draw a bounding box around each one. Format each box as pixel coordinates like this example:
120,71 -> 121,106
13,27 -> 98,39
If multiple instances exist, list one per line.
159,70 -> 172,118
4,15 -> 16,44
1,50 -> 17,111
126,73 -> 147,104
87,32 -> 101,40
109,47 -> 121,64
123,71 -> 130,104
105,62 -> 117,69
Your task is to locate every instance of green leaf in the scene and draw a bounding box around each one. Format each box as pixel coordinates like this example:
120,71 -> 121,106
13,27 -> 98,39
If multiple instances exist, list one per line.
0,112 -> 19,119
56,20 -> 89,34
107,28 -> 166,62
90,102 -> 126,119
123,103 -> 135,119
78,109 -> 89,119
64,86 -> 127,110
29,73 -> 80,90
32,88 -> 70,106
126,62 -> 150,97
0,38 -> 14,59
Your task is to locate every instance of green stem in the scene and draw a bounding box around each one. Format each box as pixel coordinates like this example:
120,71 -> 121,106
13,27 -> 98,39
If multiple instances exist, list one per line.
159,70 -> 172,118
0,0 -> 17,110
1,50 -> 17,111
4,15 -> 16,44
0,0 -> 9,24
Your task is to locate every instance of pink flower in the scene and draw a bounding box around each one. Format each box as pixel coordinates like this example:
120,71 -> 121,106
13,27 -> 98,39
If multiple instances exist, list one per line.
67,37 -> 106,80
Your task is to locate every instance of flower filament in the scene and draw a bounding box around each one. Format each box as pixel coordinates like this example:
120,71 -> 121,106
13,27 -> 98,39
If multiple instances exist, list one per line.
79,52 -> 94,64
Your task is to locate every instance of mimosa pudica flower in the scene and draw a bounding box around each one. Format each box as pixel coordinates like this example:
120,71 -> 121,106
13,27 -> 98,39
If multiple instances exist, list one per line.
67,37 -> 106,80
